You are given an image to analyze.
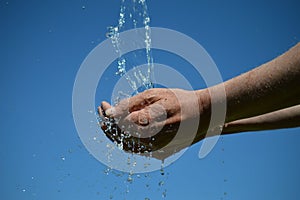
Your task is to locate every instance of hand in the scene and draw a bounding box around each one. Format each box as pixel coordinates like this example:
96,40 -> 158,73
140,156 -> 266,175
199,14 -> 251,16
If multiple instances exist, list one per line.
98,88 -> 211,160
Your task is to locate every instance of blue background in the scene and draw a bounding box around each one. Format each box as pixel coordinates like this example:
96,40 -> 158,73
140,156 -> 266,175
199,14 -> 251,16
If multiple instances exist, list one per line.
1,0 -> 300,199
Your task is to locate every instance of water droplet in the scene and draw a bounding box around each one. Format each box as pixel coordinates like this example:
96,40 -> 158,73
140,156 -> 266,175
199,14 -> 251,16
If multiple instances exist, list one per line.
127,157 -> 131,165
106,26 -> 118,38
104,168 -> 111,175
144,17 -> 150,25
127,176 -> 133,183
158,181 -> 164,186
132,161 -> 137,167
117,142 -> 123,150
61,156 -> 65,161
126,171 -> 134,183
22,189 -> 26,192
162,189 -> 167,198
160,162 -> 165,175
144,173 -> 150,178
82,6 -> 86,10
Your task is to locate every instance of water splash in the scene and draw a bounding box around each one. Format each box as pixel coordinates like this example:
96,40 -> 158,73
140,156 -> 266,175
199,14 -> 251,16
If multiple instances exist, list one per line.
98,0 -> 158,157
98,5 -> 169,198
106,0 -> 154,95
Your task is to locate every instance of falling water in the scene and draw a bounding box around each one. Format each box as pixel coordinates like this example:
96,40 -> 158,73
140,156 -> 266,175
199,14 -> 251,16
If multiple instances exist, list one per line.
106,0 -> 154,94
98,1 -> 168,199
100,0 -> 158,157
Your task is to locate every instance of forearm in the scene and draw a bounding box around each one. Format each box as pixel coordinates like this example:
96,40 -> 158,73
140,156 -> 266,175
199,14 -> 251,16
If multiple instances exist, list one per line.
224,43 -> 300,121
222,104 -> 300,134
200,43 -> 300,123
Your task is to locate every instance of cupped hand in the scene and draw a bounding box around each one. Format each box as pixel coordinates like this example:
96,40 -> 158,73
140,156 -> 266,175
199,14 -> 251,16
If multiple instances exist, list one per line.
98,88 -> 211,160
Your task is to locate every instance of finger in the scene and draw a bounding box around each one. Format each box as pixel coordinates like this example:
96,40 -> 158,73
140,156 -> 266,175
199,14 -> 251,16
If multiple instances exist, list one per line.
97,101 -> 111,117
100,101 -> 113,117
147,103 -> 168,122
127,90 -> 158,112
137,116 -> 182,139
111,95 -> 145,118
98,102 -> 113,127
97,105 -> 105,119
122,103 -> 167,126
121,117 -> 166,139
112,89 -> 159,117
97,106 -> 107,132
101,101 -> 111,110
121,110 -> 149,127
98,102 -> 120,140
138,120 -> 166,138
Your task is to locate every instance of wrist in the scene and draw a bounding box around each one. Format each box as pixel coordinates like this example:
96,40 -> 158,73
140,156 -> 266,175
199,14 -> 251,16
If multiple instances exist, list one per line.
192,89 -> 212,142
196,88 -> 211,119
195,85 -> 228,139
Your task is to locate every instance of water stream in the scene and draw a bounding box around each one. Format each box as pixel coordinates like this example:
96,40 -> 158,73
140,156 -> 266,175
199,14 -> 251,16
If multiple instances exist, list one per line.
106,0 -> 154,94
101,1 -> 168,199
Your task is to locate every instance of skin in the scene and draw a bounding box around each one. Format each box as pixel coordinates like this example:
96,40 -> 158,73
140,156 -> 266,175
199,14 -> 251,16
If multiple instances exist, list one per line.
99,89 -> 205,159
222,105 -> 300,134
98,42 -> 300,160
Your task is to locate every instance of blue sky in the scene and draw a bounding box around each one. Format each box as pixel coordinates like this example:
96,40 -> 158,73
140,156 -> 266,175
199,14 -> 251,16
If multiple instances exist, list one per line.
1,0 -> 300,199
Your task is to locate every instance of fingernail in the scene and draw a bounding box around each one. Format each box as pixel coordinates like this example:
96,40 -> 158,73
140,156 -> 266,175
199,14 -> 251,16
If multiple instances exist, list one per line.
105,108 -> 114,116
139,116 -> 149,125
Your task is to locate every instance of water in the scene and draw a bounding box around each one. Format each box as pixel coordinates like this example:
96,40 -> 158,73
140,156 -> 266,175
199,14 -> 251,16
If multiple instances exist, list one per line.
99,1 -> 168,198
106,0 -> 154,94
99,0 -> 158,155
